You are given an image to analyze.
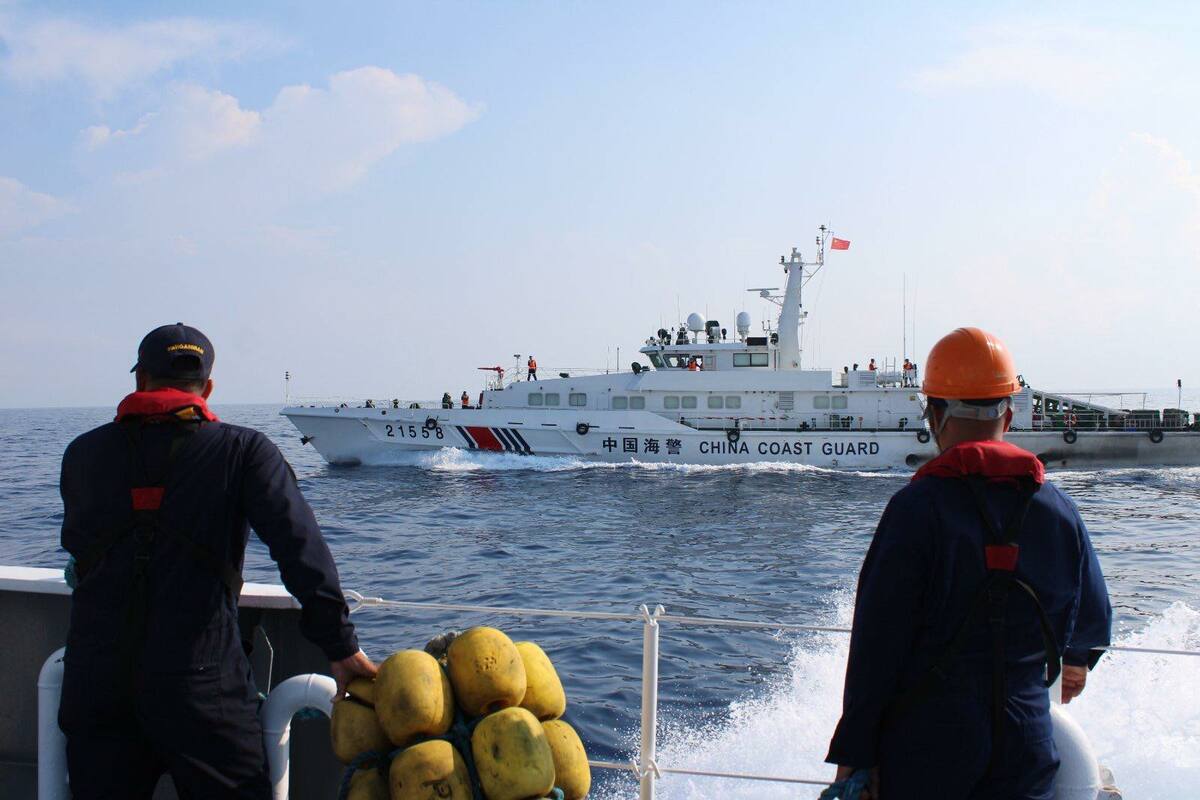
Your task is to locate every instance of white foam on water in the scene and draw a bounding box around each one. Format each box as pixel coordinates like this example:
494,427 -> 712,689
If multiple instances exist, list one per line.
1065,602 -> 1200,797
604,598 -> 1200,800
364,447 -> 903,478
366,447 -> 593,472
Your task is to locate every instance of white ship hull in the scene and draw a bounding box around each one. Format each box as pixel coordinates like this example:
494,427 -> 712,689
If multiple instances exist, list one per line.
282,406 -> 1200,470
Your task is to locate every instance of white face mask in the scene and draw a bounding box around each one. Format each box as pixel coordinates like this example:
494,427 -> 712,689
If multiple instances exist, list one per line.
924,397 -> 1012,445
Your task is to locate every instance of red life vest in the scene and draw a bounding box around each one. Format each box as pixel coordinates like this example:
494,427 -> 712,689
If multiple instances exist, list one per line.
116,388 -> 219,423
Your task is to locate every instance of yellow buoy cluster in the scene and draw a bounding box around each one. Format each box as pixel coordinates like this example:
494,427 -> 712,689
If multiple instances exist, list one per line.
329,626 -> 591,800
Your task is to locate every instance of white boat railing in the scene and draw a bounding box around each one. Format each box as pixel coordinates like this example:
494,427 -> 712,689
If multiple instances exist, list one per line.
1028,412 -> 1197,432
342,590 -> 1200,799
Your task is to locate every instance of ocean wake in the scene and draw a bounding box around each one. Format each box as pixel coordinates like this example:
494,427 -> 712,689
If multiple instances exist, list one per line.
602,598 -> 1200,799
364,447 -> 903,478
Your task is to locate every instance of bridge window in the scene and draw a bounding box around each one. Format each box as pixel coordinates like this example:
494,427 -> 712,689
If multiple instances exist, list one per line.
629,396 -> 646,410
528,393 -> 544,406
831,395 -> 848,410
664,396 -> 680,409
545,393 -> 561,406
612,396 -> 628,410
681,396 -> 698,409
569,393 -> 587,407
725,396 -> 742,409
733,353 -> 751,366
707,396 -> 724,409
648,353 -> 664,369
751,353 -> 769,366
814,395 -> 830,409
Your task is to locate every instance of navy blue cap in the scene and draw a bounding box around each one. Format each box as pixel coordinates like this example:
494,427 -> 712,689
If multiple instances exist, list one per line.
131,323 -> 214,381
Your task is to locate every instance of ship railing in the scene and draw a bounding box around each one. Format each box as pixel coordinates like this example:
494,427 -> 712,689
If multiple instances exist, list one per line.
342,590 -> 1200,800
284,396 -> 441,410
501,367 -> 629,388
679,415 -> 921,433
1028,411 -> 1197,432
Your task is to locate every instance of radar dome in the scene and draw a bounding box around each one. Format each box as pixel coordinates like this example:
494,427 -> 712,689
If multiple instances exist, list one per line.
686,313 -> 705,333
736,312 -> 751,336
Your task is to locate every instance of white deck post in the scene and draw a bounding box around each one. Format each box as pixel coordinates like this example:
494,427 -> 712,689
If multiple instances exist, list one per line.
639,604 -> 664,800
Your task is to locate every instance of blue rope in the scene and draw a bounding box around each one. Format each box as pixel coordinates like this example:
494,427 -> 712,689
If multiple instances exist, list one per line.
334,708 -> 570,800
818,769 -> 871,799
336,749 -> 391,800
293,706 -> 328,721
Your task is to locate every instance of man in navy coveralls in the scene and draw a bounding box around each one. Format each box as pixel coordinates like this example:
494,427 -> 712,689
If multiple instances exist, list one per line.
59,323 -> 378,799
827,327 -> 1111,799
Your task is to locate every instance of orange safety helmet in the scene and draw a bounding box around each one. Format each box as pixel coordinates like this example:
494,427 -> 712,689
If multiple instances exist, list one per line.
922,327 -> 1019,400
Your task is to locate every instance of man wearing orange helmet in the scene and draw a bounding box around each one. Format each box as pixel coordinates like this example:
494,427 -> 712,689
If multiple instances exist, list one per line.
826,327 -> 1111,799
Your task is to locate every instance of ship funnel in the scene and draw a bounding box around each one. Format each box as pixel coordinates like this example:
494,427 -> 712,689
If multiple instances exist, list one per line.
736,311 -> 751,338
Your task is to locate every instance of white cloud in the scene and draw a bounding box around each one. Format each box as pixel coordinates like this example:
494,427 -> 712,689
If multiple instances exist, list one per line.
0,13 -> 282,98
0,176 -> 71,237
1133,133 -> 1200,201
83,68 -> 480,196
85,83 -> 259,161
260,67 -> 482,191
909,23 -> 1146,105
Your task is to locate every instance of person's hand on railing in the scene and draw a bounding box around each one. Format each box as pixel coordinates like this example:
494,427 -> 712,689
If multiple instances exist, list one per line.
330,649 -> 378,700
827,766 -> 877,799
1061,663 -> 1088,704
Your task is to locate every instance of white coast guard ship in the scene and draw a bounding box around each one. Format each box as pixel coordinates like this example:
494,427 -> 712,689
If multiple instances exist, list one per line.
283,228 -> 1200,470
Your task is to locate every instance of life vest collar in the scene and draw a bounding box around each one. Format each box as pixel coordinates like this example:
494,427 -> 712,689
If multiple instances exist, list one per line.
116,388 -> 219,423
913,439 -> 1044,484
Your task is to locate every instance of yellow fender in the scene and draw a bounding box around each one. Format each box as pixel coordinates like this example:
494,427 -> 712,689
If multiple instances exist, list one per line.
471,707 -> 556,800
375,650 -> 456,747
515,642 -> 566,721
390,740 -> 474,800
447,627 -> 527,717
542,720 -> 590,800
329,678 -> 391,764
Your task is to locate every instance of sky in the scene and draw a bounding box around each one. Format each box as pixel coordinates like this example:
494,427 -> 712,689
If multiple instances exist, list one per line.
1,1 -> 1198,408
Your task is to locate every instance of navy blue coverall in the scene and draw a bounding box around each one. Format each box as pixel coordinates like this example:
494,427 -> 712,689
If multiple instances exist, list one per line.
59,392 -> 358,799
826,440 -> 1111,799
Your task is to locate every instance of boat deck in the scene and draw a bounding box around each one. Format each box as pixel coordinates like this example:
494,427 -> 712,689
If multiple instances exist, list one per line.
0,567 -> 339,800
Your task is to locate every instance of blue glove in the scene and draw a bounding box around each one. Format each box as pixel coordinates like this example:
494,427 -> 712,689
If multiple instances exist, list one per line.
819,769 -> 870,799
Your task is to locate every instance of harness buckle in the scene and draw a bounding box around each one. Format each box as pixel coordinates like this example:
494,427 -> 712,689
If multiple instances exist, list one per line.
984,544 -> 1019,572
131,487 -> 165,511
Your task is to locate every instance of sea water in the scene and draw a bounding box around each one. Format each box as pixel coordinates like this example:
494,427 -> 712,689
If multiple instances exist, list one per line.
1,404 -> 1197,798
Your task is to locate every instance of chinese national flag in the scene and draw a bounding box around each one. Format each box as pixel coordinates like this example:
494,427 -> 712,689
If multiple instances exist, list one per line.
830,237 -> 851,250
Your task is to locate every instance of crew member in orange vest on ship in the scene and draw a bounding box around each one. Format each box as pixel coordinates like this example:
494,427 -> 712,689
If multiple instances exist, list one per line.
527,356 -> 538,381
461,391 -> 470,409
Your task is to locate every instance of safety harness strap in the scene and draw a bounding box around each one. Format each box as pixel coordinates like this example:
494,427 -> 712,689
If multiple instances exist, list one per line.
883,475 -> 1056,768
965,479 -> 1060,685
964,477 -> 1061,774
72,418 -> 244,689
73,420 -> 242,594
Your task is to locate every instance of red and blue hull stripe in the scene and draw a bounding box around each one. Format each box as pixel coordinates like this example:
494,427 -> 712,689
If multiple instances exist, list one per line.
455,425 -> 533,454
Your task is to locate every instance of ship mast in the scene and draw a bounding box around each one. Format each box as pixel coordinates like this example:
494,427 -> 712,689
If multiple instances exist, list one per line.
774,225 -> 828,370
